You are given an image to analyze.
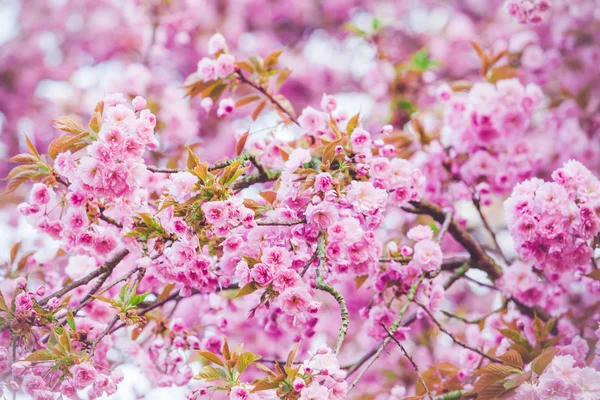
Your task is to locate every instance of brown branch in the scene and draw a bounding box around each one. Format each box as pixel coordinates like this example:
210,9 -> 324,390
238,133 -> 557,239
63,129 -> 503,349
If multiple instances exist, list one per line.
98,213 -> 123,229
406,200 -> 502,280
236,71 -> 299,126
38,249 -> 130,306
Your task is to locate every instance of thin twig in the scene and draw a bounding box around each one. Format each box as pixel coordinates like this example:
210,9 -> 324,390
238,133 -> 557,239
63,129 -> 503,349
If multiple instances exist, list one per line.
39,249 -> 130,306
349,275 -> 426,391
381,323 -> 433,400
255,219 -> 305,226
472,196 -> 509,264
236,71 -> 299,126
415,300 -> 503,364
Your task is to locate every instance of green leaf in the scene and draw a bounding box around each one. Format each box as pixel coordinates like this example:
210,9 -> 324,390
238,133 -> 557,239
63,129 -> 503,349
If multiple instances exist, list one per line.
237,352 -> 261,374
66,310 -> 76,331
23,350 -> 58,362
372,17 -> 382,32
410,48 -> 439,72
130,291 -> 151,307
234,282 -> 260,298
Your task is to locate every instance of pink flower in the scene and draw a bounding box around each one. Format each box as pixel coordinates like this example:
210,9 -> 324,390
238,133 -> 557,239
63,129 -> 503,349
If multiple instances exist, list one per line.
320,94 -> 337,112
217,98 -> 235,118
261,246 -> 291,270
15,293 -> 32,313
314,173 -> 333,192
197,57 -> 216,81
346,181 -> 388,214
30,183 -> 51,205
298,106 -> 326,133
251,263 -> 274,286
230,386 -> 252,400
60,379 -> 77,398
300,382 -> 329,400
412,240 -> 443,272
305,201 -> 338,229
168,171 -> 198,203
215,54 -> 236,78
285,148 -> 312,172
132,96 -> 147,111
279,286 -> 313,325
70,362 -> 98,390
208,33 -> 227,54
407,225 -> 434,242
350,128 -> 371,152
94,233 -> 117,254
273,269 -> 301,291
202,201 -> 228,226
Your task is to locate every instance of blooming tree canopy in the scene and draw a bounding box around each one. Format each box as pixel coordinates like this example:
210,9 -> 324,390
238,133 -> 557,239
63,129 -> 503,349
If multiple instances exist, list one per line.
1,1 -> 600,399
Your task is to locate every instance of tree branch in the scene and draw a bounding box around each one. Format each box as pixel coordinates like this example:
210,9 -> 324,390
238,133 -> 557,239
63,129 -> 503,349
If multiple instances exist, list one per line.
314,232 -> 349,355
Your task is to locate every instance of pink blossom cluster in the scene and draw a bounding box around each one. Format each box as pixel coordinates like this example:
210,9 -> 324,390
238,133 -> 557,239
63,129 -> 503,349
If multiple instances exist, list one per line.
196,34 -> 236,83
441,79 -> 544,195
514,355 -> 600,399
3,2 -> 600,399
14,361 -> 122,400
505,160 -> 600,275
504,0 -> 552,25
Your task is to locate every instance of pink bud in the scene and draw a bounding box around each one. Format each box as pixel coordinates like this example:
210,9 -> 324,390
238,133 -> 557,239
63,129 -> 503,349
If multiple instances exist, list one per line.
381,124 -> 393,135
356,164 -> 369,176
35,285 -> 46,297
200,97 -> 213,113
171,318 -> 185,333
381,145 -> 395,157
8,381 -> 19,392
401,246 -> 413,257
15,277 -> 27,289
132,96 -> 147,111
334,145 -> 344,154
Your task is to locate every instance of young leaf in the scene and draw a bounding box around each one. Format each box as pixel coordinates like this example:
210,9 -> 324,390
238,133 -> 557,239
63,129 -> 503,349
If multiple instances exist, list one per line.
237,352 -> 261,374
234,282 -> 259,298
66,310 -> 76,331
236,130 -> 249,156
195,366 -> 224,381
346,112 -> 360,135
531,347 -> 559,375
24,134 -> 41,160
197,350 -> 226,367
23,350 -> 58,362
